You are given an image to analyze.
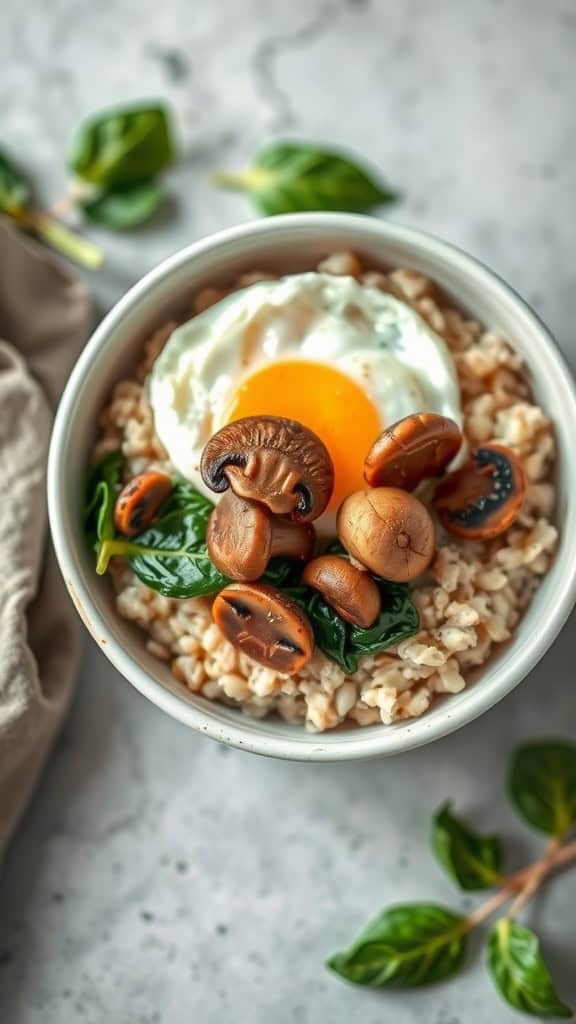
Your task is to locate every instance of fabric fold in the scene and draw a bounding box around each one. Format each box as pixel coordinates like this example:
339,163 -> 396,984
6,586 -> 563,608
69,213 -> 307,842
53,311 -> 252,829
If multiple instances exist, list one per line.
0,219 -> 92,854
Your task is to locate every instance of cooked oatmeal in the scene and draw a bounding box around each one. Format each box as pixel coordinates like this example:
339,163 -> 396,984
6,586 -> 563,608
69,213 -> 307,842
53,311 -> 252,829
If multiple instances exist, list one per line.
93,253 -> 557,732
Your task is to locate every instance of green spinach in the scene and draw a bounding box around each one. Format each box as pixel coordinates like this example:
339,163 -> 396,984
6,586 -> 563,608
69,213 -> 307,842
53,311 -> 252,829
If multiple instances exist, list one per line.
0,147 -> 30,215
68,103 -> 174,189
115,510 -> 228,598
84,450 -> 124,567
92,476 -> 229,596
80,181 -> 164,229
212,141 -> 398,216
296,580 -> 418,674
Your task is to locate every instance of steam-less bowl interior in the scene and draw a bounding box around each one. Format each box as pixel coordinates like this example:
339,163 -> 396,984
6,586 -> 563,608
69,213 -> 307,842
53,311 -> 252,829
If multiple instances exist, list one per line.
47,214 -> 576,760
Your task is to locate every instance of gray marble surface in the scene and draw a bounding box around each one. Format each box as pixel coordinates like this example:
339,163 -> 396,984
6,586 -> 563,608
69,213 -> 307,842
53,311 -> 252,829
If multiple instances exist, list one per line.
1,0 -> 576,1021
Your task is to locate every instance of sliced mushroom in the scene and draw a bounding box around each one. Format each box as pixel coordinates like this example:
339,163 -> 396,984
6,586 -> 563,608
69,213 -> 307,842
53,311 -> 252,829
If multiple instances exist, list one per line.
206,490 -> 315,581
364,412 -> 462,490
201,416 -> 334,522
303,555 -> 381,628
114,471 -> 172,537
434,443 -> 526,539
337,487 -> 436,582
212,582 -> 314,673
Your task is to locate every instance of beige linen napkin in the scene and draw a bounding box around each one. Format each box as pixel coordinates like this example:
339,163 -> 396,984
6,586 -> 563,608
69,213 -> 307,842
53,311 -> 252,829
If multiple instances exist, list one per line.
0,219 -> 91,854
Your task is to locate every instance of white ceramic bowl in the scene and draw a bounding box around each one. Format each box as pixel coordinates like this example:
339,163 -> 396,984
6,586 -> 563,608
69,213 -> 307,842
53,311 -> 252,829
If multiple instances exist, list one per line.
48,213 -> 576,761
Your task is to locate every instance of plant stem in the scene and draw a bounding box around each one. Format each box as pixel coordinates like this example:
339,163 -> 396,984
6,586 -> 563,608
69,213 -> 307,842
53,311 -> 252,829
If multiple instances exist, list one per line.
550,837 -> 576,868
211,168 -> 272,192
31,211 -> 104,268
465,836 -> 576,931
210,170 -> 249,191
466,883 -> 518,928
508,838 -> 561,920
15,209 -> 104,269
49,180 -> 95,219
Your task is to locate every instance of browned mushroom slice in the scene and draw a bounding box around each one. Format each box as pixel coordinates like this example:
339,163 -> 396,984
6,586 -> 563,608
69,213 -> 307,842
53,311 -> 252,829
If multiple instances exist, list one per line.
212,582 -> 314,674
337,487 -> 436,583
303,554 -> 381,628
364,412 -> 462,491
434,443 -> 526,539
114,471 -> 172,537
200,416 -> 334,522
206,491 -> 315,581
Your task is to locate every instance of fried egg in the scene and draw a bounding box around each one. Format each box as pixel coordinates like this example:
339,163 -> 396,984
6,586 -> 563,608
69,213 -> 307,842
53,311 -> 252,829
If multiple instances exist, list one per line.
149,272 -> 462,532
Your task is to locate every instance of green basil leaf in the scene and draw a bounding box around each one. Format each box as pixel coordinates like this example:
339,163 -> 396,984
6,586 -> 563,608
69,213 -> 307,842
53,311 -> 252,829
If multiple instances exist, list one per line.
327,904 -> 467,988
84,450 -> 124,551
214,141 -> 398,216
158,480 -> 215,517
306,590 -> 354,672
488,919 -> 572,1018
0,147 -> 30,214
431,802 -> 503,891
68,103 -> 174,189
508,740 -> 576,838
81,182 -> 165,229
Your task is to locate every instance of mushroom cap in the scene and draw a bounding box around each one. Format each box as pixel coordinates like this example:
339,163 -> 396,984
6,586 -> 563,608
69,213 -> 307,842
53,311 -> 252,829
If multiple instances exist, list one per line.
212,582 -> 314,674
434,442 -> 526,539
207,491 -> 273,580
364,412 -> 462,491
200,415 -> 334,522
337,487 -> 436,582
303,555 -> 381,628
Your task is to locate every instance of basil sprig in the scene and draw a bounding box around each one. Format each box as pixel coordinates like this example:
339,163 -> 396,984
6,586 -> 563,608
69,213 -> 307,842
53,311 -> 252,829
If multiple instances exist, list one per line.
328,740 -> 576,1017
431,802 -> 503,891
213,141 -> 398,216
328,905 -> 467,988
488,919 -> 572,1018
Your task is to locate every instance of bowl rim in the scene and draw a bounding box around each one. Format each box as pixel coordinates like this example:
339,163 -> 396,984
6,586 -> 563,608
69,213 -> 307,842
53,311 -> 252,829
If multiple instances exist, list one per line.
48,212 -> 576,761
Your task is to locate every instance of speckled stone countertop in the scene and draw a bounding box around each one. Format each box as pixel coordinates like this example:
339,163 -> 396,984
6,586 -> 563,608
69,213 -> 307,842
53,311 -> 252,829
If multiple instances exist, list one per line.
1,1 -> 576,1021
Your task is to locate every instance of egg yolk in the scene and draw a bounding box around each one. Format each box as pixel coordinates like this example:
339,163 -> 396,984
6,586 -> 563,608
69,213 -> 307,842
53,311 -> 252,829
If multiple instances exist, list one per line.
222,360 -> 382,513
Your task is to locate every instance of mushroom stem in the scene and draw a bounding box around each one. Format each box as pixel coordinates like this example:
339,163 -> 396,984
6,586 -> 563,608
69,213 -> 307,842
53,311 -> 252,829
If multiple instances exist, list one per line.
206,491 -> 272,581
206,491 -> 316,581
269,520 -> 315,562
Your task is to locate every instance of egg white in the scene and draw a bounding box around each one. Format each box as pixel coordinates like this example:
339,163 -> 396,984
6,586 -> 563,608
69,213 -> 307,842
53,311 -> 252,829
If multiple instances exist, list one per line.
148,272 -> 462,511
